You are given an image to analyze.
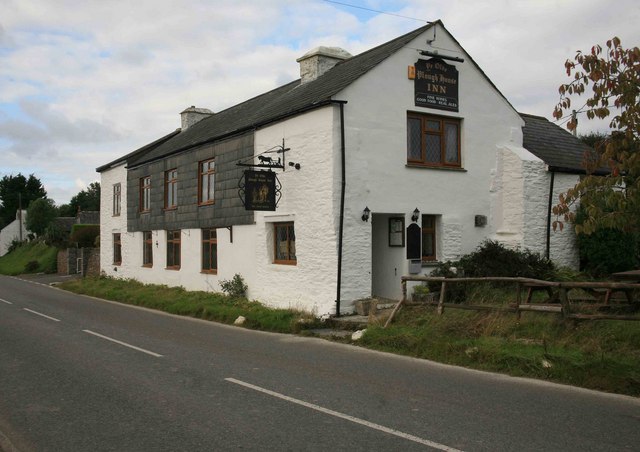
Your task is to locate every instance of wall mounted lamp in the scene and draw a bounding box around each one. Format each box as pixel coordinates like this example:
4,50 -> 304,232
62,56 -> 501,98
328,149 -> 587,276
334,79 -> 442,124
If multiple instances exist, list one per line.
411,208 -> 420,223
361,206 -> 371,222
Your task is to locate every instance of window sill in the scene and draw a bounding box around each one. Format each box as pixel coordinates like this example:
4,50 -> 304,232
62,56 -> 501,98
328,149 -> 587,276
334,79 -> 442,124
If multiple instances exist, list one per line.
140,210 -> 150,214
201,270 -> 218,275
112,214 -> 121,217
406,164 -> 467,172
142,264 -> 153,268
163,207 -> 178,212
273,260 -> 297,266
421,260 -> 441,267
198,201 -> 215,207
165,266 -> 181,271
113,262 -> 122,266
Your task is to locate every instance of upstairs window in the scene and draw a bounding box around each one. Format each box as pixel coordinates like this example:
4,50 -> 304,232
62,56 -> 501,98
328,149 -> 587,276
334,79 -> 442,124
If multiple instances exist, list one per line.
140,176 -> 151,212
165,169 -> 178,209
113,183 -> 121,216
199,159 -> 215,205
274,222 -> 296,265
407,113 -> 461,168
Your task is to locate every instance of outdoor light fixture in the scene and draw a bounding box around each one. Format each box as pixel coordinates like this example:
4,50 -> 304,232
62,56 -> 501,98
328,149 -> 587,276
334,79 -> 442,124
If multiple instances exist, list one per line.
361,206 -> 371,222
411,208 -> 420,222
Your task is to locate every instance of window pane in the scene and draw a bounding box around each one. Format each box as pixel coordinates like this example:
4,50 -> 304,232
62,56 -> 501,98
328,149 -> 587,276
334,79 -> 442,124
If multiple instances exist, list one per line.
208,174 -> 215,201
202,244 -> 210,270
445,123 -> 459,163
425,135 -> 441,163
426,120 -> 440,131
407,118 -> 422,160
288,225 -> 296,260
211,243 -> 217,270
422,232 -> 434,257
276,226 -> 288,261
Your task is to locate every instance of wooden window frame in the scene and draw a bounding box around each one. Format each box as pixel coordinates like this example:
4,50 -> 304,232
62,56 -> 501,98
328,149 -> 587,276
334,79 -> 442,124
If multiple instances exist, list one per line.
421,215 -> 437,262
198,159 -> 216,206
273,222 -> 296,265
112,183 -> 121,216
166,230 -> 181,270
407,112 -> 461,168
164,169 -> 178,210
201,228 -> 218,274
140,176 -> 151,213
113,233 -> 122,265
142,231 -> 153,267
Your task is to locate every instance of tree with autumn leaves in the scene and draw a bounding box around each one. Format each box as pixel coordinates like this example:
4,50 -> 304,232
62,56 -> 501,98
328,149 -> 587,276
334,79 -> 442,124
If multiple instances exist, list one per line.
552,37 -> 640,236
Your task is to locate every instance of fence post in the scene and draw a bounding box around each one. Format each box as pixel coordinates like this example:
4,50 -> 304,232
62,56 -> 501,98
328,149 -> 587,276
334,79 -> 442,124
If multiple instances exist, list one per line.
437,281 -> 447,315
559,286 -> 570,318
515,281 -> 522,320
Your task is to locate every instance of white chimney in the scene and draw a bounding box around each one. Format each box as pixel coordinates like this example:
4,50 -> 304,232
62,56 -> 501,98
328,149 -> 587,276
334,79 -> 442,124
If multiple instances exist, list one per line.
296,46 -> 352,84
180,106 -> 214,131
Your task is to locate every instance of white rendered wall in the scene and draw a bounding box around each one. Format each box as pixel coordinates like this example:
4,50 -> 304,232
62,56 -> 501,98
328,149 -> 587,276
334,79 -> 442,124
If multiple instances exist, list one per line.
100,164 -> 128,277
252,106 -> 339,316
335,23 -> 525,305
493,145 -> 579,269
0,210 -> 28,256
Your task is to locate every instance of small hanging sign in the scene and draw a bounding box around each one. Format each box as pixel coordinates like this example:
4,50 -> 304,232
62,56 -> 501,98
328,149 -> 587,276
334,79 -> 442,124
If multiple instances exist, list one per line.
413,58 -> 459,112
243,170 -> 277,211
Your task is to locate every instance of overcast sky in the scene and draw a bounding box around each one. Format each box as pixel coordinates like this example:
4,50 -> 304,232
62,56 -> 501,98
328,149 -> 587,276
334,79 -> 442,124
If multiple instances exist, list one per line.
1,0 -> 638,205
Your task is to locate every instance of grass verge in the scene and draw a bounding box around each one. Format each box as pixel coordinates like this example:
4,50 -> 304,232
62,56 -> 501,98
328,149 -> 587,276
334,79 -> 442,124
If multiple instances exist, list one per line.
361,307 -> 640,396
0,241 -> 57,275
59,276 -> 320,334
59,277 -> 640,396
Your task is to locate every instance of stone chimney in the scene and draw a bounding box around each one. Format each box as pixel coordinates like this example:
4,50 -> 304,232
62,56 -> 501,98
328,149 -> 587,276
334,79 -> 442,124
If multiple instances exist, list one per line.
296,46 -> 352,84
180,106 -> 214,131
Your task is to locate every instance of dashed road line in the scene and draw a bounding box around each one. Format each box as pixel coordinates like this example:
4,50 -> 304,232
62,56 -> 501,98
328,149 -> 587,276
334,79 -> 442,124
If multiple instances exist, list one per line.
23,308 -> 60,322
0,298 -> 12,304
83,330 -> 163,358
225,377 -> 464,451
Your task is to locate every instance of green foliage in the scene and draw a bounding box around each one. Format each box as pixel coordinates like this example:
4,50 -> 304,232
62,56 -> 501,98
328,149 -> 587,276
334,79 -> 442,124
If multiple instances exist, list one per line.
553,38 -> 640,234
44,222 -> 69,247
59,182 -> 101,216
0,173 -> 46,229
24,260 -> 39,272
458,240 -> 557,280
0,241 -> 57,275
219,273 -> 248,298
26,198 -> 57,236
428,241 -> 556,303
577,228 -> 638,276
8,239 -> 27,254
70,224 -> 100,248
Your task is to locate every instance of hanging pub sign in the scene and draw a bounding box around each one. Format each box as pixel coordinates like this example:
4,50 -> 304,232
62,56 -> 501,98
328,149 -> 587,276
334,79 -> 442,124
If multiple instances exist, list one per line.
413,58 -> 459,112
244,170 -> 276,211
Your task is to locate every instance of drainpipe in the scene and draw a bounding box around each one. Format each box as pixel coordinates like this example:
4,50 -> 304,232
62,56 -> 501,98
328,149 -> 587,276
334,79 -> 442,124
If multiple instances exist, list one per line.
546,170 -> 555,259
335,101 -> 347,317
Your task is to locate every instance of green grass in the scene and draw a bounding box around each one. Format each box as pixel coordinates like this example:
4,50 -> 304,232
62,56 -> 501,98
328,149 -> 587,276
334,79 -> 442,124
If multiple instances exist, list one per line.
59,276 -> 640,396
0,241 -> 58,275
59,276 -> 321,334
361,307 -> 640,396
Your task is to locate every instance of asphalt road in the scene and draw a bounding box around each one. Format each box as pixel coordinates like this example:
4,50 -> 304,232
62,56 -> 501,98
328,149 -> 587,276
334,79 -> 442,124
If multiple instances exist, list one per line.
1,274 -> 639,451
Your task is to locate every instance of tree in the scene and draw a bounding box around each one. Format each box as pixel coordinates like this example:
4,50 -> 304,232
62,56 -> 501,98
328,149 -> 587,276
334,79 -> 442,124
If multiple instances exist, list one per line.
26,198 -> 57,236
552,37 -> 640,234
58,182 -> 101,217
0,174 -> 47,229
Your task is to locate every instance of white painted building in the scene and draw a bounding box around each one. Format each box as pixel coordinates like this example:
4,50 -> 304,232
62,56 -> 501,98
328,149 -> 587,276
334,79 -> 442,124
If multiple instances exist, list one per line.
0,210 -> 27,256
98,22 -> 590,315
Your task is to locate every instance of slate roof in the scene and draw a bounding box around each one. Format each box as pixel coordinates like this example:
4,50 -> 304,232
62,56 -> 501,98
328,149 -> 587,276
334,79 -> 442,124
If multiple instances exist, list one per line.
99,22 -> 436,170
520,113 -> 601,174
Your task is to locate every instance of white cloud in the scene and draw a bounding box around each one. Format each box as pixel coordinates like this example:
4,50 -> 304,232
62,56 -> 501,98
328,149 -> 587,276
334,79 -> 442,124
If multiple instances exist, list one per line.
1,0 -> 638,203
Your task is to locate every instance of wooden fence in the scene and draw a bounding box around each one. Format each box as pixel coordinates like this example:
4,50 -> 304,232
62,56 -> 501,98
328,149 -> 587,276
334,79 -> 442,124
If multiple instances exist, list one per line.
384,276 -> 640,327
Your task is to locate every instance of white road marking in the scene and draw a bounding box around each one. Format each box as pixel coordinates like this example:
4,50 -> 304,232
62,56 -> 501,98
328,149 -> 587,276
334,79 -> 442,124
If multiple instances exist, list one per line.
82,330 -> 163,358
23,308 -> 60,322
225,378 -> 464,451
0,298 -> 12,304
